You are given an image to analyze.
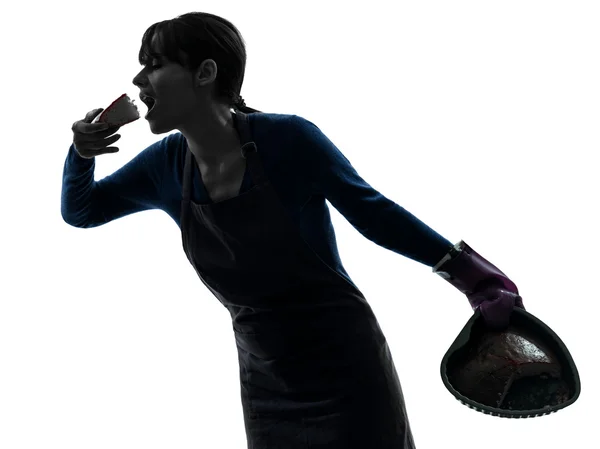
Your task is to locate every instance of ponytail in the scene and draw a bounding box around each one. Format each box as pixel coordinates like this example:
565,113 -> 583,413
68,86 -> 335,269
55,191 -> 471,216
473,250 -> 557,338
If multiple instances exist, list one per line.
234,95 -> 261,113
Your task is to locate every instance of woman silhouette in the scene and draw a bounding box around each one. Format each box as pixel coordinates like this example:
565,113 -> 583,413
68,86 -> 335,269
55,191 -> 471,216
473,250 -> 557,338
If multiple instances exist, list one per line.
63,11 -> 525,448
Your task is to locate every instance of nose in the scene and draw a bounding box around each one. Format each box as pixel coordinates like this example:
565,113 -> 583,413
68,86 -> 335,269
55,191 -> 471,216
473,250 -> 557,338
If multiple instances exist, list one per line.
132,69 -> 146,89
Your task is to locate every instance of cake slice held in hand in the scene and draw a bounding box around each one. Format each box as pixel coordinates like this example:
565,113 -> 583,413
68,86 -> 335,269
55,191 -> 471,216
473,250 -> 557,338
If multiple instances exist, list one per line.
92,94 -> 140,127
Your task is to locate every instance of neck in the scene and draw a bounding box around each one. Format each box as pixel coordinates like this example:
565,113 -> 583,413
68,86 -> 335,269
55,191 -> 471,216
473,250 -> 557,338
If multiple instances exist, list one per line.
180,103 -> 241,167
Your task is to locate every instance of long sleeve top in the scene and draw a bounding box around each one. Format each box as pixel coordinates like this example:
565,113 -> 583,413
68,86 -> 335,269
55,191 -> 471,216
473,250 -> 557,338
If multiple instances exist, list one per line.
61,112 -> 453,287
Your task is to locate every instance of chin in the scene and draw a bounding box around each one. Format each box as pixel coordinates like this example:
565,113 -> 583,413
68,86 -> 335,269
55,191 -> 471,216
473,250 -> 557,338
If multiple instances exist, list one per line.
148,120 -> 174,135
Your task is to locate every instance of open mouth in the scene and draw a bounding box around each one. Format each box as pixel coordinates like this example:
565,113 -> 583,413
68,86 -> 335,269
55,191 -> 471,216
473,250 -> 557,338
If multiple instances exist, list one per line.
146,98 -> 156,111
140,95 -> 157,112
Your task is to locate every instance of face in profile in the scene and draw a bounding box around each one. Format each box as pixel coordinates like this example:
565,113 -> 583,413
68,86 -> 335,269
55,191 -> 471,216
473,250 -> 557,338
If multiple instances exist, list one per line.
132,32 -> 217,135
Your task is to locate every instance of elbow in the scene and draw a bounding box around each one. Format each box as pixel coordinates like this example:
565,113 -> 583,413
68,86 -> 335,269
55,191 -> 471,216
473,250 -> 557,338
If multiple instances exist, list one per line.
61,214 -> 84,228
61,208 -> 89,229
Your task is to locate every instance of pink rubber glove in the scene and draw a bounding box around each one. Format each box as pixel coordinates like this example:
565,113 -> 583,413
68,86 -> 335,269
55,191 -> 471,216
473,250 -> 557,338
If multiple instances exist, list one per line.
433,241 -> 525,330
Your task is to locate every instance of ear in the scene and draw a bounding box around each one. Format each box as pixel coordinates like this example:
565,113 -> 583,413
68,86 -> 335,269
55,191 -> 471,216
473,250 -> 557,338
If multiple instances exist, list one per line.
195,59 -> 218,87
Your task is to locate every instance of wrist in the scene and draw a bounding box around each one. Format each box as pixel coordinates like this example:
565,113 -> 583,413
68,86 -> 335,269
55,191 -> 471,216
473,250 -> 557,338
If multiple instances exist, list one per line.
433,241 -> 518,296
433,241 -> 464,274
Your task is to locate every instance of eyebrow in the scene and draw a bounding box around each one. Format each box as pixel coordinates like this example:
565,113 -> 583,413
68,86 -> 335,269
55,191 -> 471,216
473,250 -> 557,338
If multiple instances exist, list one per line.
141,51 -> 163,65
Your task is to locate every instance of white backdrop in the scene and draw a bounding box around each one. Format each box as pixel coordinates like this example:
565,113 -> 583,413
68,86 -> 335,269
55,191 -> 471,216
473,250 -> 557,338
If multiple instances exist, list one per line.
1,0 -> 597,447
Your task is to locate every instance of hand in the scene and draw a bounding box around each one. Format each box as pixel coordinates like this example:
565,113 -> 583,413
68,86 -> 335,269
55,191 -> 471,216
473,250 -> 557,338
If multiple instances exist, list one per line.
467,285 -> 525,330
72,108 -> 122,159
433,241 -> 526,330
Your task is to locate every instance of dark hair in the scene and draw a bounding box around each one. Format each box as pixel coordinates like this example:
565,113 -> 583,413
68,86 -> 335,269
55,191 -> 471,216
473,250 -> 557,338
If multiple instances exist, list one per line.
138,12 -> 261,114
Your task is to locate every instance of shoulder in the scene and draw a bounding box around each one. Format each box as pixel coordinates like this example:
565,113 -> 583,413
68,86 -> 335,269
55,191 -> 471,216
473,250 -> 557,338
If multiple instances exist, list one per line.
248,112 -> 319,135
248,113 -> 325,156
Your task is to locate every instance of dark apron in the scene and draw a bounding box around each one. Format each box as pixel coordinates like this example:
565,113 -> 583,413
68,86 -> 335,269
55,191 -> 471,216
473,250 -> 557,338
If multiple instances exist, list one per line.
180,111 -> 416,448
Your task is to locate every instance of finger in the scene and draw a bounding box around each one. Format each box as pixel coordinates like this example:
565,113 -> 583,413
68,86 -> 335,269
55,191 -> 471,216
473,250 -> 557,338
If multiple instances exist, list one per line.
480,305 -> 511,330
79,147 -> 120,158
104,124 -> 122,134
84,108 -> 104,123
94,124 -> 121,136
74,108 -> 110,134
93,147 -> 120,156
75,133 -> 121,151
75,120 -> 111,135
77,121 -> 121,137
92,123 -> 122,135
515,295 -> 525,310
94,133 -> 122,149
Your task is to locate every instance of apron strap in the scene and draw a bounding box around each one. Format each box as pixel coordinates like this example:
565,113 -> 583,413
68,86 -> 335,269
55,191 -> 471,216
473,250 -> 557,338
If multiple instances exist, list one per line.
183,144 -> 193,203
234,111 -> 268,186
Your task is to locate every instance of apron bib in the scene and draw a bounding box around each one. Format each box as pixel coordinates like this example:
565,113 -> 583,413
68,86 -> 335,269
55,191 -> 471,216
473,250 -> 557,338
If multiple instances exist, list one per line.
180,111 -> 416,448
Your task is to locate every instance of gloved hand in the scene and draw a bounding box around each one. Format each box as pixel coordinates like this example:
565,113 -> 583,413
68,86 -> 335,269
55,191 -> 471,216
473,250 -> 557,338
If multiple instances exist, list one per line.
433,241 -> 525,330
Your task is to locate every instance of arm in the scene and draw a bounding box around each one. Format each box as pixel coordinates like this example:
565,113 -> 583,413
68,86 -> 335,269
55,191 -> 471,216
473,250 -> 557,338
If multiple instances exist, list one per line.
294,117 -> 524,329
61,137 -> 168,228
291,115 -> 524,328
291,115 -> 453,267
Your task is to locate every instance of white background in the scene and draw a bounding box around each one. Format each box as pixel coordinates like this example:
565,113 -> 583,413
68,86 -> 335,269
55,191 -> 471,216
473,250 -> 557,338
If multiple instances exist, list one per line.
1,0 -> 597,447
